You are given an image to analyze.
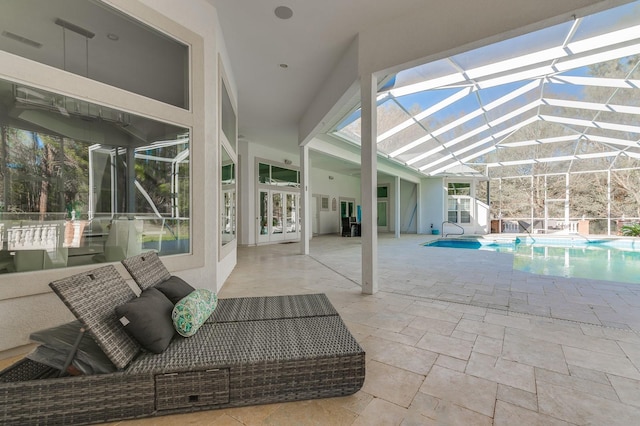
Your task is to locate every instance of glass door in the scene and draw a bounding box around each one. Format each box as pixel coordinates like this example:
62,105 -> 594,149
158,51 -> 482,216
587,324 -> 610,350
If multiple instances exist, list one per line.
377,201 -> 388,231
257,190 -> 300,243
258,190 -> 270,243
271,192 -> 285,241
285,193 -> 299,239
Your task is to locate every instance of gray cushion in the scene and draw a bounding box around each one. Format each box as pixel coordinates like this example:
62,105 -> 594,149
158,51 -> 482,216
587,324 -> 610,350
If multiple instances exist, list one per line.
115,288 -> 175,354
121,251 -> 171,290
49,265 -> 140,369
155,276 -> 195,304
28,320 -> 117,375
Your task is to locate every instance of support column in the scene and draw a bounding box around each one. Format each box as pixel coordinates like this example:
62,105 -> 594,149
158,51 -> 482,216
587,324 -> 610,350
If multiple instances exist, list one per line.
395,176 -> 401,238
126,147 -> 136,216
607,170 -> 611,236
300,145 -> 310,255
361,74 -> 378,295
564,173 -> 570,228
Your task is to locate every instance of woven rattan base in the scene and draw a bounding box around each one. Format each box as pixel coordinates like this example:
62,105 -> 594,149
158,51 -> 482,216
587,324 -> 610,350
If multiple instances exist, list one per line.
0,295 -> 365,426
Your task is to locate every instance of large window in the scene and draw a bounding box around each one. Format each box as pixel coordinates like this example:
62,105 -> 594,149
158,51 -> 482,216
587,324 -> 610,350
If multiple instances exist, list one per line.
219,60 -> 237,254
447,182 -> 471,224
258,162 -> 299,187
0,0 -> 189,108
0,79 -> 190,274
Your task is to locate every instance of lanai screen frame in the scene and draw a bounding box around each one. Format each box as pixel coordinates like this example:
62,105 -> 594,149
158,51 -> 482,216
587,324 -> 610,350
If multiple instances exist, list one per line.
332,1 -> 640,235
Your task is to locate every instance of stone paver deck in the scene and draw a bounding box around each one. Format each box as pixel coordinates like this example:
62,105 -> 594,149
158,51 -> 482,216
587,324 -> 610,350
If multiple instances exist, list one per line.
2,234 -> 639,425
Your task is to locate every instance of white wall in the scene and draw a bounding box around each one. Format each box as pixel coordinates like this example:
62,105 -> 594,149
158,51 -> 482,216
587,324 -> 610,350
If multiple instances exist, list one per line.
377,176 -> 418,234
401,180 -> 418,233
420,178 -> 445,235
311,168 -> 361,235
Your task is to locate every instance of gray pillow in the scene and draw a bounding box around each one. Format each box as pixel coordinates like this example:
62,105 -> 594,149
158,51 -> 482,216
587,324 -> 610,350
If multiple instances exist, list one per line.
154,275 -> 195,304
115,288 -> 175,354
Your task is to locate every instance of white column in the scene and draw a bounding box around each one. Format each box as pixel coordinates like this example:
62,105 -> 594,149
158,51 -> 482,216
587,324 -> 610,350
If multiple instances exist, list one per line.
300,144 -> 310,255
361,74 -> 378,295
607,170 -> 611,236
395,176 -> 401,238
564,173 -> 570,227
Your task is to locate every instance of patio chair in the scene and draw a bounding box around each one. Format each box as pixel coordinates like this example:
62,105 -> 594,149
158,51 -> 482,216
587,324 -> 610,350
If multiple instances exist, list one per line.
0,252 -> 365,425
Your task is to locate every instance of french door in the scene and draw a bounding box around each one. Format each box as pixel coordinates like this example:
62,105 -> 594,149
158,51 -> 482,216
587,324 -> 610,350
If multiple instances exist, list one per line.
258,189 -> 300,244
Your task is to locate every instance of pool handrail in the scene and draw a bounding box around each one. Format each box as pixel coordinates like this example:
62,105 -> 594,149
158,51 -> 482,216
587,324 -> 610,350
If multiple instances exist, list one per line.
442,221 -> 464,238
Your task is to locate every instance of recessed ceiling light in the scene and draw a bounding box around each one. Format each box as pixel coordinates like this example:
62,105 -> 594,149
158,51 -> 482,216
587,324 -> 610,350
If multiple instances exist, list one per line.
279,63 -> 289,69
107,33 -> 119,41
274,6 -> 293,20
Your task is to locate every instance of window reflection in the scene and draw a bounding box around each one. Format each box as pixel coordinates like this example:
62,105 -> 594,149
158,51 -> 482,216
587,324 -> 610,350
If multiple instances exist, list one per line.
0,79 -> 190,274
0,0 -> 189,108
221,145 -> 235,245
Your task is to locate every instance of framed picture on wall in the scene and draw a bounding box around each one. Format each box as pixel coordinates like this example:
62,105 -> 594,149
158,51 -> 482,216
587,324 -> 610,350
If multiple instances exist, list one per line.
332,198 -> 337,211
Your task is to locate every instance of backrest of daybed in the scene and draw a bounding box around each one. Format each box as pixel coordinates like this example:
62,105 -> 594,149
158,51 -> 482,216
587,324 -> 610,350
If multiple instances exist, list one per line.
121,251 -> 171,291
49,265 -> 140,369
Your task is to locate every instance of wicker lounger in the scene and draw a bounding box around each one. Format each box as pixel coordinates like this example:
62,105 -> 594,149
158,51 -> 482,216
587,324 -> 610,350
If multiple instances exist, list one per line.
0,254 -> 365,425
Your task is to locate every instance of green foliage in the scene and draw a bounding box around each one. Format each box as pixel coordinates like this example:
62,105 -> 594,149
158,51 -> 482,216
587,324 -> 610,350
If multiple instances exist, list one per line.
621,223 -> 640,237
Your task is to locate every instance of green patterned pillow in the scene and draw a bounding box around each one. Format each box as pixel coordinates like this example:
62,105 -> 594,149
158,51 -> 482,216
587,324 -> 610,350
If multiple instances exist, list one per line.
172,289 -> 218,337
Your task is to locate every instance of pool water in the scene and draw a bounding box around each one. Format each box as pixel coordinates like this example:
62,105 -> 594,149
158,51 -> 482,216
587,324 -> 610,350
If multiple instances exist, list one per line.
425,238 -> 640,284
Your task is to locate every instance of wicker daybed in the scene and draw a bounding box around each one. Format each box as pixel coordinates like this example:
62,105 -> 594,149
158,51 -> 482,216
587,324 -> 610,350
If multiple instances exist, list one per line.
0,252 -> 365,425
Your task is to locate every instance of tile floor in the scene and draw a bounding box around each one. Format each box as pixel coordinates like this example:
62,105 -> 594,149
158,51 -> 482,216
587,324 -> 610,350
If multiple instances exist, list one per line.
3,234 -> 640,425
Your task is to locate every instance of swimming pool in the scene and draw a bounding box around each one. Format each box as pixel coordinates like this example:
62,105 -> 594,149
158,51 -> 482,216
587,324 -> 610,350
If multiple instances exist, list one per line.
425,237 -> 640,284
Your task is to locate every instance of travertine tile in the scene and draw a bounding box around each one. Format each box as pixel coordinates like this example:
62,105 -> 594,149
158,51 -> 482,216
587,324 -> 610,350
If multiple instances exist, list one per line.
473,335 -> 503,357
416,332 -> 474,360
450,329 -> 477,342
501,331 -> 568,374
455,318 -> 505,339
360,335 -> 437,375
219,403 -> 282,425
260,399 -> 357,426
563,346 -> 640,379
484,312 -> 532,330
407,316 -> 457,336
608,375 -> 640,408
494,400 -> 571,426
618,340 -> 640,370
538,381 -> 640,425
466,352 -> 536,392
416,399 -> 493,426
353,398 -> 407,426
434,354 -> 468,372
567,364 -> 610,385
535,367 -> 618,401
361,360 -> 425,408
375,327 -> 423,346
496,384 -> 538,411
357,311 -> 417,333
420,365 -> 497,417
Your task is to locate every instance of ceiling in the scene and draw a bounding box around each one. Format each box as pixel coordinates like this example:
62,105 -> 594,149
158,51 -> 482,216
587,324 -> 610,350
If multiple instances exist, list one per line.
334,1 -> 640,178
208,0 -> 427,154
210,0 -> 640,180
